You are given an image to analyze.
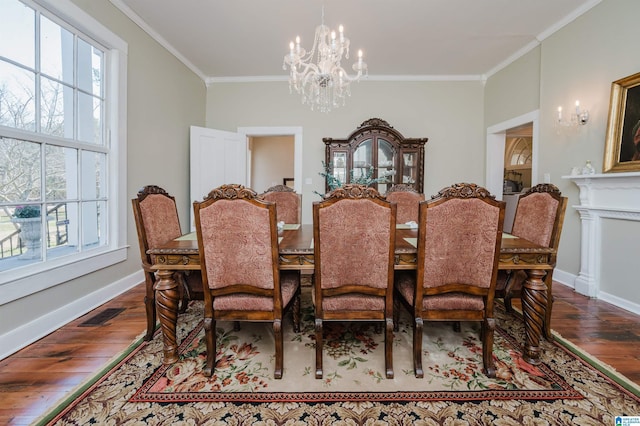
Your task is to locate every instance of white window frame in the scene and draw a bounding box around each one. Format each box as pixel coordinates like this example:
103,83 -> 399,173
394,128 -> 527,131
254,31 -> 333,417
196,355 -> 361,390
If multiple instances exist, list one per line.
0,0 -> 128,304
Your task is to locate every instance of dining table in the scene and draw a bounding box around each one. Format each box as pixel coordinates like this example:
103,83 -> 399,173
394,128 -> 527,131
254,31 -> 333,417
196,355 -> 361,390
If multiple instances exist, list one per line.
148,224 -> 556,367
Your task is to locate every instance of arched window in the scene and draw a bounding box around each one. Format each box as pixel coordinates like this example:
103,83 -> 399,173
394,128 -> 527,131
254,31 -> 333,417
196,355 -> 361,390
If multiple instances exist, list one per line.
507,137 -> 532,166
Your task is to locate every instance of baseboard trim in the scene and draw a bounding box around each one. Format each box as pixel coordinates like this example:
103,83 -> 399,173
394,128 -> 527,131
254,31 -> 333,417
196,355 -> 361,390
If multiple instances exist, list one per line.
0,270 -> 144,361
550,268 -> 640,315
551,269 -> 576,289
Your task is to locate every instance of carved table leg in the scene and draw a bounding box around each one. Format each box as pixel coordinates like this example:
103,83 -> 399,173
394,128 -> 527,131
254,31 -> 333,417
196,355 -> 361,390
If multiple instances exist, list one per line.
520,269 -> 548,365
155,269 -> 180,364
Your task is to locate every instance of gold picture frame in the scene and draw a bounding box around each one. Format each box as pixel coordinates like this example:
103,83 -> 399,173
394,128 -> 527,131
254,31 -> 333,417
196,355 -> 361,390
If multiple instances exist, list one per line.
603,71 -> 640,172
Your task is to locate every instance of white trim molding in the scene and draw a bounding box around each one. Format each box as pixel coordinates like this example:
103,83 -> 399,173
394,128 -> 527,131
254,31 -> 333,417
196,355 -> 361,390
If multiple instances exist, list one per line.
0,270 -> 143,361
563,172 -> 640,300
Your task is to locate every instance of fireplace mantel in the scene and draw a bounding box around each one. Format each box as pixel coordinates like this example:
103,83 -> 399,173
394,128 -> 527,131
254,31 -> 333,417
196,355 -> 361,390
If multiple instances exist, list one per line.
563,171 -> 640,298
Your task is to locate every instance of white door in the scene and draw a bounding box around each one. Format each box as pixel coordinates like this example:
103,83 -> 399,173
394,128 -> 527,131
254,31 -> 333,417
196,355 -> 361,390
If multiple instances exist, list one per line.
190,126 -> 247,228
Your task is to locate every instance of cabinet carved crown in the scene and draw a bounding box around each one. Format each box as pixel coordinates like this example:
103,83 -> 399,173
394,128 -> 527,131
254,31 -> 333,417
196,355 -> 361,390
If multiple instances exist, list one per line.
323,118 -> 428,193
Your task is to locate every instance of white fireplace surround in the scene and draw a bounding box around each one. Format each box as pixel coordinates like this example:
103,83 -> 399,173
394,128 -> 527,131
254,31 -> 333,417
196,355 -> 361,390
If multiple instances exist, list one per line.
563,172 -> 640,304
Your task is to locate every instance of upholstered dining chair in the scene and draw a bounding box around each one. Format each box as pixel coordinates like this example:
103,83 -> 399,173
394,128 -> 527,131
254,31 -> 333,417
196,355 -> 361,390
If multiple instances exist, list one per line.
312,184 -> 397,379
385,184 -> 425,224
193,184 -> 301,379
132,185 -> 201,341
395,183 -> 505,378
261,184 -> 302,224
495,183 -> 567,336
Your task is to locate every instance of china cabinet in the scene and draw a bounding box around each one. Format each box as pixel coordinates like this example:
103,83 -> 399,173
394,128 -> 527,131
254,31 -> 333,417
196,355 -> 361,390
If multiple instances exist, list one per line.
323,118 -> 428,193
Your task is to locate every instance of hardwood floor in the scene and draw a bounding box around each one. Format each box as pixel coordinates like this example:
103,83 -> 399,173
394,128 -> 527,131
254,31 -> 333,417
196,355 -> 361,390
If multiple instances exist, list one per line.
0,281 -> 638,425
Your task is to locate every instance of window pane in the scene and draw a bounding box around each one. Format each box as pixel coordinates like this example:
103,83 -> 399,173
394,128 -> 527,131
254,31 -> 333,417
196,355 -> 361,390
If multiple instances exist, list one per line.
81,200 -> 106,249
40,76 -> 74,138
0,0 -> 35,68
77,38 -> 102,96
45,145 -> 78,200
0,207 -> 27,263
0,137 -> 41,202
81,151 -> 105,198
78,92 -> 102,144
40,15 -> 73,85
0,61 -> 36,131
46,201 -> 78,259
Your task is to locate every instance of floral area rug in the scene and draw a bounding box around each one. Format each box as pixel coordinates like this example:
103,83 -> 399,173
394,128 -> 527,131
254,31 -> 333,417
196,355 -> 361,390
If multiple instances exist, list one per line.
40,288 -> 640,425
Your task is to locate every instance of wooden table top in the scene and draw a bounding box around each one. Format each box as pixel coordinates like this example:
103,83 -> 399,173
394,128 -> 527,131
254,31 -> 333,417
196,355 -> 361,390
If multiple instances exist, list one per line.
149,224 -> 554,258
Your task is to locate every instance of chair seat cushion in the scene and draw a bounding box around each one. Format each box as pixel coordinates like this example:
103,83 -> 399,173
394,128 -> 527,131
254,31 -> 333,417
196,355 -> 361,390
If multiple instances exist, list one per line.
396,272 -> 485,311
311,290 -> 385,311
213,271 -> 299,311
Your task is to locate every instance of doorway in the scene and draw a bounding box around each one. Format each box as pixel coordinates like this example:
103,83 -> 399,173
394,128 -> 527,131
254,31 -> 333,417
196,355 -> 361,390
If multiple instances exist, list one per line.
504,123 -> 533,193
485,110 -> 539,200
486,111 -> 538,233
249,135 -> 295,193
238,126 -> 303,194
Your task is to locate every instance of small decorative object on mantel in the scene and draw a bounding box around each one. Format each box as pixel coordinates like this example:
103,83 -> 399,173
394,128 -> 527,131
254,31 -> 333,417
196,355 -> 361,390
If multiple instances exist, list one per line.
603,71 -> 640,173
582,160 -> 596,175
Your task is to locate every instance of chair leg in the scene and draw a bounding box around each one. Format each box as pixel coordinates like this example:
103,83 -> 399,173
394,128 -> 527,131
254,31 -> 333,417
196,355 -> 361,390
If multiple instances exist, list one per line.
315,318 -> 323,379
385,318 -> 394,379
504,294 -> 514,313
292,289 -> 301,333
273,319 -> 283,379
483,317 -> 496,378
175,272 -> 190,314
203,317 -> 216,377
453,321 -> 461,332
392,297 -> 400,332
144,273 -> 156,341
502,271 -> 516,313
233,321 -> 241,331
414,317 -> 424,378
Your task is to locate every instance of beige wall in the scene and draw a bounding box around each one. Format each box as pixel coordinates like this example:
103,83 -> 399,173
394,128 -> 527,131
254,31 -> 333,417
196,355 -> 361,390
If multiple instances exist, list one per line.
600,219 -> 640,306
0,0 -> 206,339
206,80 -> 485,223
484,46 -> 541,126
485,0 -> 640,301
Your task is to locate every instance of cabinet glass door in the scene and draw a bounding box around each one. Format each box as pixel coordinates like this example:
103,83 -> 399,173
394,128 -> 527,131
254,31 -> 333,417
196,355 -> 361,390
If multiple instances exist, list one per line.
402,152 -> 418,188
331,151 -> 348,186
353,139 -> 372,181
377,139 -> 396,193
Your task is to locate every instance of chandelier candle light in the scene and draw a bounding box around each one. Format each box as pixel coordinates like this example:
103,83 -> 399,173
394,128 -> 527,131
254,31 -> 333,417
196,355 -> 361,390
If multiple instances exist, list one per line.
283,8 -> 367,113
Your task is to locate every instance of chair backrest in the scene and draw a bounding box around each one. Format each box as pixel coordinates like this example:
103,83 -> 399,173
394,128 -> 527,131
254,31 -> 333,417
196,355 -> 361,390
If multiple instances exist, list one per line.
261,185 -> 302,224
418,183 -> 505,296
313,184 -> 396,293
385,184 -> 425,223
132,185 -> 182,266
511,184 -> 567,250
194,184 -> 280,295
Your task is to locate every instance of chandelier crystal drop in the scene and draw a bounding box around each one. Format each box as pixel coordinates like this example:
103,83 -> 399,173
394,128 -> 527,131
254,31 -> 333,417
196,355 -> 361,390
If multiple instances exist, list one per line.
283,8 -> 368,113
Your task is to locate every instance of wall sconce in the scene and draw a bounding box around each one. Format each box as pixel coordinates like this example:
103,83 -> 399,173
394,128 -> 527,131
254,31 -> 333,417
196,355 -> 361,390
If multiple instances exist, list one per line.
556,100 -> 589,127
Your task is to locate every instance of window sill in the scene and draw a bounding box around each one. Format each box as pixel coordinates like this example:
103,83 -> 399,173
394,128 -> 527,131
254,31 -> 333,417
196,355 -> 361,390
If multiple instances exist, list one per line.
0,246 -> 128,306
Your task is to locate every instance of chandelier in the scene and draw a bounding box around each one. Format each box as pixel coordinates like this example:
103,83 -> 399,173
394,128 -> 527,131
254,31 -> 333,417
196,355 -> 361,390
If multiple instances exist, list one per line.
283,8 -> 368,113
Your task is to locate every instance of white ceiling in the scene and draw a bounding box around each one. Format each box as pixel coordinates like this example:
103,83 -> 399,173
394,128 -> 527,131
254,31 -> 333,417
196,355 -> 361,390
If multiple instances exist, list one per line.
110,0 -> 599,83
